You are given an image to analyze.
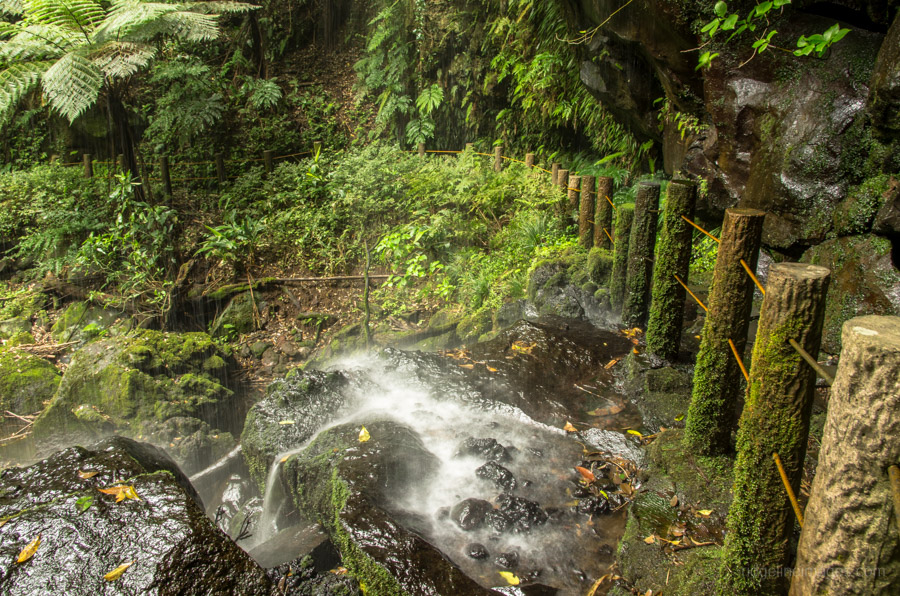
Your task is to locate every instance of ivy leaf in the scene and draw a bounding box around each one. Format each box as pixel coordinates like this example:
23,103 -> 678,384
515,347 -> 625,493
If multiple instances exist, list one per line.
16,535 -> 40,563
104,561 -> 133,581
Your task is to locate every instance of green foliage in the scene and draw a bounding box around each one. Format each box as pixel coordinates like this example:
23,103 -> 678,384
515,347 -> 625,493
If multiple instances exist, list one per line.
195,208 -> 264,267
698,0 -> 849,68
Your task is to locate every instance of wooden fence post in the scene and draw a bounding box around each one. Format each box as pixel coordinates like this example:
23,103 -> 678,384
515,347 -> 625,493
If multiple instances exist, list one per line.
160,155 -> 172,196
594,176 -> 614,250
610,204 -> 634,313
494,146 -> 503,172
622,182 -> 660,328
264,150 -> 274,174
684,208 -> 765,455
579,175 -> 596,249
790,315 -> 900,595
646,180 -> 698,361
720,263 -> 831,595
556,169 -> 569,220
525,153 -> 535,170
551,162 -> 560,185
567,175 -> 581,221
215,153 -> 226,185
83,154 -> 93,178
418,142 -> 426,157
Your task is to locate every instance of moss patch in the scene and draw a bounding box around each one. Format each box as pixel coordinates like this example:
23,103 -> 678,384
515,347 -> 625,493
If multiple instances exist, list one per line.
0,348 -> 60,414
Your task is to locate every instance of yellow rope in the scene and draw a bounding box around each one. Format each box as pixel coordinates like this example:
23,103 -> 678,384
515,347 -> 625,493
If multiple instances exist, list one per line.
674,274 -> 707,312
773,452 -> 804,527
604,195 -> 617,211
728,338 -> 750,382
740,259 -> 766,295
682,215 -> 720,243
604,228 -> 615,246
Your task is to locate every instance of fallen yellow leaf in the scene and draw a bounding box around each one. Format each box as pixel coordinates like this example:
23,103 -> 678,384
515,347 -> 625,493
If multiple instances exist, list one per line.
626,429 -> 643,439
280,456 -> 289,463
604,358 -> 620,369
486,366 -> 498,372
77,470 -> 99,480
696,509 -> 713,517
359,426 -> 370,442
498,571 -> 520,585
643,535 -> 656,544
16,535 -> 40,563
458,363 -> 474,369
104,561 -> 133,581
278,420 -> 295,425
98,485 -> 141,503
632,348 -> 640,354
563,421 -> 577,432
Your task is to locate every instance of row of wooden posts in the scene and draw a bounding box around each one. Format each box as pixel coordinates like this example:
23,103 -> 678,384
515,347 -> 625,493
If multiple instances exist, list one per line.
78,141 -> 323,193
449,145 -> 899,595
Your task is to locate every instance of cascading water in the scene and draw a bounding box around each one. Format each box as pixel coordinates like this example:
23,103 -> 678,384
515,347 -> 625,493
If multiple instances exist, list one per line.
240,326 -> 641,595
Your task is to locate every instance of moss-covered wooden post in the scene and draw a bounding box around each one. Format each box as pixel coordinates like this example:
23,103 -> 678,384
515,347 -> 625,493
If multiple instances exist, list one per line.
684,208 -> 765,455
556,169 -> 569,221
551,162 -> 560,185
720,263 -> 831,595
610,204 -> 634,313
160,155 -> 172,196
567,175 -> 581,221
646,180 -> 697,361
83,153 -> 93,178
594,176 -> 614,250
215,153 -> 226,185
417,142 -> 426,157
789,315 -> 900,596
264,150 -> 274,174
579,175 -> 596,248
622,182 -> 660,328
493,146 -> 503,172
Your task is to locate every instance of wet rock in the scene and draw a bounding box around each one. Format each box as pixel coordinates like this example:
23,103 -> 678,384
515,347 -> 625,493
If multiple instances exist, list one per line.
578,428 -> 646,467
497,493 -> 548,533
801,235 -> 900,352
466,543 -> 490,560
494,551 -> 520,570
451,498 -> 492,530
577,495 -> 611,516
476,461 -> 517,491
456,437 -> 511,463
869,13 -> 900,137
484,509 -> 512,533
0,437 -> 272,595
0,348 -> 60,414
873,177 -> 900,235
283,420 -> 493,595
240,370 -> 360,491
32,329 -> 238,474
0,316 -> 30,339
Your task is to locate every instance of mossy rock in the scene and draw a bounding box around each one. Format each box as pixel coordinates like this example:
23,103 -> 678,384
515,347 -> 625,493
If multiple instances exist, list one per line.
831,175 -> 890,236
5,331 -> 34,347
50,301 -> 126,344
210,292 -> 265,338
0,289 -> 46,321
801,235 -> 900,352
587,247 -> 614,286
32,329 -> 237,472
456,307 -> 493,344
644,367 -> 691,394
0,348 -> 61,414
0,317 -> 31,340
240,370 -> 356,492
282,420 -> 493,596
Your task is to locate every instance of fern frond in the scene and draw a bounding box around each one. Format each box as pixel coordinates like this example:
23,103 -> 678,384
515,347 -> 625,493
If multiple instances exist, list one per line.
0,0 -> 25,16
0,60 -> 50,120
24,0 -> 105,36
186,1 -> 257,14
93,0 -> 175,43
90,41 -> 155,78
0,24 -> 76,59
156,10 -> 218,42
41,50 -> 102,121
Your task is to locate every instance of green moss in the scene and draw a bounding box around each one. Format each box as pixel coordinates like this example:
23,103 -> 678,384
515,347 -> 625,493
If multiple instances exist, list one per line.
457,306 -> 493,343
610,204 -> 635,312
0,349 -> 61,414
586,247 -> 614,286
831,174 -> 890,236
5,331 -> 35,347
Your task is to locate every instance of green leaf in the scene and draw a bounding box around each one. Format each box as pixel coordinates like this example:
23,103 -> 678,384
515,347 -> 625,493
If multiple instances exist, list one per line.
76,495 -> 93,512
722,14 -> 738,30
714,1 -> 728,18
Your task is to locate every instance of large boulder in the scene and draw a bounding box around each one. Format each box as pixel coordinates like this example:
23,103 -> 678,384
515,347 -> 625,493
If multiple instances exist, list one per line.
0,348 -> 60,415
0,437 -> 272,595
801,235 -> 900,352
50,301 -> 126,345
281,420 -> 493,596
32,329 -> 239,474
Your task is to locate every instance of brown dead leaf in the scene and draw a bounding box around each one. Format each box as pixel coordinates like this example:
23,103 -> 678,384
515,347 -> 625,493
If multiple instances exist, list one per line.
575,466 -> 596,483
16,535 -> 40,563
670,495 -> 679,507
77,470 -> 99,480
604,358 -> 620,369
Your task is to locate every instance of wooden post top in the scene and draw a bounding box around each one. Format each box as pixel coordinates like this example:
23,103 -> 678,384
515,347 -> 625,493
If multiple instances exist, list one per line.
842,315 -> 900,350
768,262 -> 831,282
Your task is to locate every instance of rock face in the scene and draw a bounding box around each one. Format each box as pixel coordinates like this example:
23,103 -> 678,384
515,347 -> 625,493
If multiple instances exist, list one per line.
32,329 -> 239,474
0,437 -> 272,595
282,420 -> 492,596
801,235 -> 900,352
